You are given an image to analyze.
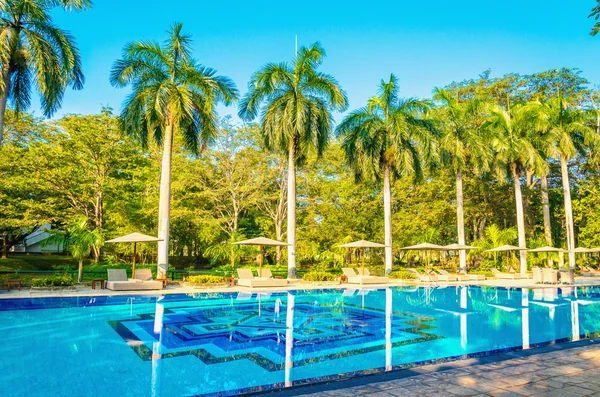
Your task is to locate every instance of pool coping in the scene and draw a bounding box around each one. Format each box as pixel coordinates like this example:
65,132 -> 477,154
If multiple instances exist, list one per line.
253,337 -> 600,396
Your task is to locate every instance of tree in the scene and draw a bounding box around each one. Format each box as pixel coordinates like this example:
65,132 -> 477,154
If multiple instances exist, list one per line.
543,97 -> 596,267
487,103 -> 546,274
43,217 -> 103,282
590,1 -> 600,36
337,74 -> 437,274
110,23 -> 238,277
433,88 -> 489,271
0,0 -> 90,147
238,42 -> 347,278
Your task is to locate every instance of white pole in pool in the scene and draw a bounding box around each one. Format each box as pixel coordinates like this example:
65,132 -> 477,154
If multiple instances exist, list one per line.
521,289 -> 530,349
571,299 -> 580,342
385,288 -> 392,371
285,292 -> 295,387
151,296 -> 165,397
460,287 -> 467,349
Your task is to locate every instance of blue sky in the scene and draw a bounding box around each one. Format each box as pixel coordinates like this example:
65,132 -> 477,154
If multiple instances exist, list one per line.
42,0 -> 599,123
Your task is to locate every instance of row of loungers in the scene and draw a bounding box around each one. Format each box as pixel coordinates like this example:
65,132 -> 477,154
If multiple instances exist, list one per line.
407,268 -> 486,282
105,269 -> 163,290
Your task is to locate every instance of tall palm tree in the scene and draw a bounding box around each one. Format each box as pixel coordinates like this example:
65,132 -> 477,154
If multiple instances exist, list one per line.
337,74 -> 437,274
433,88 -> 489,272
544,97 -> 596,268
487,102 -> 546,274
110,23 -> 238,277
0,0 -> 90,147
238,42 -> 347,278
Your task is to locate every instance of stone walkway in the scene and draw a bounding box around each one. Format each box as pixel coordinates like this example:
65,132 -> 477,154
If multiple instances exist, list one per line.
292,343 -> 600,397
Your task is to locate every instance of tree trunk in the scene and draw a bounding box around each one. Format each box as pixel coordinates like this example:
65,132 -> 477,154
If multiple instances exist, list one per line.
511,164 -> 528,274
78,259 -> 83,283
383,163 -> 393,274
1,232 -> 7,259
540,174 -> 553,267
287,142 -> 297,279
456,171 -> 466,271
560,156 -> 576,268
93,190 -> 103,262
0,67 -> 11,148
157,122 -> 174,278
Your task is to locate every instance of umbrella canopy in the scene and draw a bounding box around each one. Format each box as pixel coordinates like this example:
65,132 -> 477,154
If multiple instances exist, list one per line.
399,243 -> 446,270
486,245 -> 528,252
106,232 -> 162,243
232,237 -> 290,247
444,243 -> 478,250
573,247 -> 600,253
232,237 -> 289,277
106,232 -> 162,278
338,240 -> 386,275
338,240 -> 386,248
529,246 -> 568,253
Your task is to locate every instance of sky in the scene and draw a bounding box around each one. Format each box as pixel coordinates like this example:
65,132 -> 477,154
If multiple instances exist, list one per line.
38,0 -> 600,124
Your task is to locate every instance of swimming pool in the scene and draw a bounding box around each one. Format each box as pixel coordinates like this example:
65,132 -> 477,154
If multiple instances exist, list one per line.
1,286 -> 599,396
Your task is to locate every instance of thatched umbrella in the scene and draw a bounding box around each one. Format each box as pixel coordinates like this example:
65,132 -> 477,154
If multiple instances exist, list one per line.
399,243 -> 446,270
232,237 -> 290,277
338,240 -> 387,276
487,245 -> 528,272
105,232 -> 162,278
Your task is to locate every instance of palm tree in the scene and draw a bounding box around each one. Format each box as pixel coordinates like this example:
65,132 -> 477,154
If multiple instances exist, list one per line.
433,88 -> 489,272
238,42 -> 347,278
42,217 -> 103,283
337,74 -> 437,274
544,97 -> 596,267
487,102 -> 546,274
0,0 -> 90,147
110,23 -> 238,278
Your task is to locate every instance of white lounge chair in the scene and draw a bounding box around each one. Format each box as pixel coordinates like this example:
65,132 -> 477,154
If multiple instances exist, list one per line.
436,269 -> 461,281
236,269 -> 287,288
491,268 -> 521,280
408,268 -> 437,282
105,269 -> 163,291
543,268 -> 558,284
560,269 -> 575,285
459,270 -> 485,281
342,268 -> 388,285
580,266 -> 600,277
532,267 -> 543,284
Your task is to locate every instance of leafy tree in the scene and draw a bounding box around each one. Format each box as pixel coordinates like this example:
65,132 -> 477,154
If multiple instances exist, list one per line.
110,22 -> 238,277
487,102 -> 546,273
590,1 -> 600,36
238,42 -> 348,278
337,74 -> 437,274
543,97 -> 596,267
433,88 -> 489,271
43,217 -> 103,282
0,0 -> 91,147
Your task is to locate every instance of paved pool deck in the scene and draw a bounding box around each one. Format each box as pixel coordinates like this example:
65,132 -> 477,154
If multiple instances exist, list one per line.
2,276 -> 600,299
272,340 -> 600,397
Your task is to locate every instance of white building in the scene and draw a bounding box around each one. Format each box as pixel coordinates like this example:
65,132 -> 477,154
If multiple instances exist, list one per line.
11,224 -> 64,253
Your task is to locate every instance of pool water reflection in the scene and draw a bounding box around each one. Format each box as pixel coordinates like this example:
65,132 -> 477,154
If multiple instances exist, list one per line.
1,286 -> 599,396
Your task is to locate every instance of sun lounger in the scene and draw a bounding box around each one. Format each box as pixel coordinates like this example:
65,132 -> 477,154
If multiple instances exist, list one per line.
491,268 -> 521,280
342,268 -> 388,285
560,269 -> 575,285
580,266 -> 600,277
236,269 -> 287,288
459,270 -> 485,281
533,267 -> 543,284
543,268 -> 558,284
436,269 -> 463,281
105,269 -> 163,291
407,268 -> 437,282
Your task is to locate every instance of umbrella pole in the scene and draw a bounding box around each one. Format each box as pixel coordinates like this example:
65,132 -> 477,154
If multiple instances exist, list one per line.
362,247 -> 365,276
259,245 -> 264,278
132,242 -> 137,279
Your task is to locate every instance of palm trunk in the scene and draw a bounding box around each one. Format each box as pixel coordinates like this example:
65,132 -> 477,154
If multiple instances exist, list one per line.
157,122 -> 174,279
78,259 -> 83,283
456,171 -> 466,271
383,164 -> 393,274
560,156 -> 576,268
0,67 -> 11,148
511,164 -> 528,274
2,232 -> 7,259
541,174 -> 553,267
287,142 -> 297,279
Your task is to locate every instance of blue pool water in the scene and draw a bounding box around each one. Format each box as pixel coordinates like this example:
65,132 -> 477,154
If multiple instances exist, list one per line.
2,286 -> 600,396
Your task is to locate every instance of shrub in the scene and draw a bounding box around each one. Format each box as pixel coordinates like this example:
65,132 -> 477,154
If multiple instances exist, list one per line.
186,275 -> 225,284
31,275 -> 75,287
302,271 -> 338,282
388,270 -> 417,280
470,270 -> 494,278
